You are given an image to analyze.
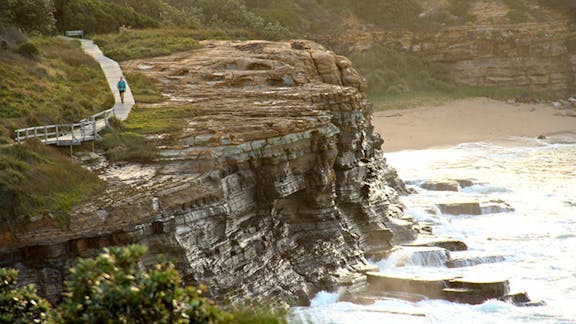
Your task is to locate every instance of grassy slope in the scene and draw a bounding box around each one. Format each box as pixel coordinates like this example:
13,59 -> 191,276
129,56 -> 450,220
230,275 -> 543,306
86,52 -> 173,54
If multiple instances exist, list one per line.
0,37 -> 113,142
0,142 -> 103,231
0,37 -> 110,229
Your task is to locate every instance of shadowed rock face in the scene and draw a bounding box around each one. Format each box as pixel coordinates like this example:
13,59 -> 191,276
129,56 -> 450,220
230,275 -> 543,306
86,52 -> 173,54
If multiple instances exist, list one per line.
0,40 -> 415,305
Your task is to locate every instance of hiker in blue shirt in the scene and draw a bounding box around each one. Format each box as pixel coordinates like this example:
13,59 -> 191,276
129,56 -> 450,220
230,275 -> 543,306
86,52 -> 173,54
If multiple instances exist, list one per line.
117,76 -> 127,103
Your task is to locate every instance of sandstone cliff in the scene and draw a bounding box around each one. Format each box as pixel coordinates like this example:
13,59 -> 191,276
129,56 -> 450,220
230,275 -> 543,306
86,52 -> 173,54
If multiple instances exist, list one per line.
344,2 -> 576,96
0,40 -> 417,304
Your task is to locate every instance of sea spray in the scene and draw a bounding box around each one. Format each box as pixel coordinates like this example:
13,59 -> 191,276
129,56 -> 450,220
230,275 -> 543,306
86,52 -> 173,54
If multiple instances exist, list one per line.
290,135 -> 576,323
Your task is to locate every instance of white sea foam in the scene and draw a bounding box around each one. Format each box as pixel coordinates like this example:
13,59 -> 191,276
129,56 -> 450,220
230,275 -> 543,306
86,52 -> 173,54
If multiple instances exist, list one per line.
291,135 -> 576,323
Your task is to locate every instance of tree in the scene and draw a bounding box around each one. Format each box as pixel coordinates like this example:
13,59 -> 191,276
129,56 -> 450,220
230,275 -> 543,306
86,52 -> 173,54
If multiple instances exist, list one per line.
0,268 -> 51,324
55,244 -> 227,323
5,0 -> 57,34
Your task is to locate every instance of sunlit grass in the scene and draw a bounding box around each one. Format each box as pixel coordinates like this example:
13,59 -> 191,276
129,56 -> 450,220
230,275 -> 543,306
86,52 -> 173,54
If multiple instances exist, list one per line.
93,28 -> 255,61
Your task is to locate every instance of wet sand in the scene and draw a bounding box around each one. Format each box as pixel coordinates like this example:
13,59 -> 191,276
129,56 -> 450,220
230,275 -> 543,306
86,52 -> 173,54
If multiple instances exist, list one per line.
373,97 -> 576,152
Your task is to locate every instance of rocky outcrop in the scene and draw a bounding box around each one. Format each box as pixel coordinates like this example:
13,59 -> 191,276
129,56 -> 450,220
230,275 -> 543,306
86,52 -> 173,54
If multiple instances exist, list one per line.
0,40 -> 416,304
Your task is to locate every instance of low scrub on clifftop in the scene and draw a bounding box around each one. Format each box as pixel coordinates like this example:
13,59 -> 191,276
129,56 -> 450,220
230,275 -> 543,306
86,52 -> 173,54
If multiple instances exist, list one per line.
93,28 -> 253,61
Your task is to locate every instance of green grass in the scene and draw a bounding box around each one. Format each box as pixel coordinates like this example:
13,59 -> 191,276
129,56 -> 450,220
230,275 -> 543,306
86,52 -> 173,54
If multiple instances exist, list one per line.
93,28 -> 254,61
124,104 -> 202,135
0,36 -> 113,143
100,104 -> 202,162
124,71 -> 165,103
0,142 -> 103,231
0,35 -> 111,230
369,86 -> 553,111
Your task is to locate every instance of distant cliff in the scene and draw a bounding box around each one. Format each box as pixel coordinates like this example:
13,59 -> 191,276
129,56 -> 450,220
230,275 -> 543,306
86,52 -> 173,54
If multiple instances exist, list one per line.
342,2 -> 576,96
0,40 -> 417,304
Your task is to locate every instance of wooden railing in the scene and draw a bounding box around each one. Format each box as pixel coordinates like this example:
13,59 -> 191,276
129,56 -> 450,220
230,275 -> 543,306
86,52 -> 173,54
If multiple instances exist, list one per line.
15,108 -> 115,146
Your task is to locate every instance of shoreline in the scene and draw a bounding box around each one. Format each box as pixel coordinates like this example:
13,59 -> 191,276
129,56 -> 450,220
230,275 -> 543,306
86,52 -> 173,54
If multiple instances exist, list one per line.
372,97 -> 576,152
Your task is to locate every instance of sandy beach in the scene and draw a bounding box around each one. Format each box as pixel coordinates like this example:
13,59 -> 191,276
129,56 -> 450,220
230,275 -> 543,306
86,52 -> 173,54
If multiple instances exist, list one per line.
373,97 -> 576,152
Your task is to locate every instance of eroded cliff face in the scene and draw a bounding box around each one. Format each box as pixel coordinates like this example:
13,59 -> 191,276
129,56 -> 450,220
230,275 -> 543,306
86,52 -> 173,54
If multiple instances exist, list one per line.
0,40 -> 416,304
345,3 -> 576,95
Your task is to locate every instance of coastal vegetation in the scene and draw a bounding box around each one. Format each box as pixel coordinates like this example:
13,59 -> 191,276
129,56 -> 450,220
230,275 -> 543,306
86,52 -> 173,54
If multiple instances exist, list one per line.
0,34 -> 108,230
0,245 -> 286,323
92,28 -> 252,61
0,0 -> 569,229
0,36 -> 113,143
0,141 -> 103,231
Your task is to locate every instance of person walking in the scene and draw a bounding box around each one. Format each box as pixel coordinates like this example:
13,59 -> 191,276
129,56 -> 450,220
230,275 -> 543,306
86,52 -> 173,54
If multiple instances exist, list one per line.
117,76 -> 127,104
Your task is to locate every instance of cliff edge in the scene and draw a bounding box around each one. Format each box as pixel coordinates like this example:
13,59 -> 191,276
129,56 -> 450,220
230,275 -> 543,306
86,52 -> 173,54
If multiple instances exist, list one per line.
0,40 -> 417,304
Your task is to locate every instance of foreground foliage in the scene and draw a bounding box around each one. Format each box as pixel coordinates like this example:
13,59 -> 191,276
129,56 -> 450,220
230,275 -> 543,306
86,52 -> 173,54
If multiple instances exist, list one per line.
0,268 -> 51,324
0,245 -> 285,323
56,245 -> 227,323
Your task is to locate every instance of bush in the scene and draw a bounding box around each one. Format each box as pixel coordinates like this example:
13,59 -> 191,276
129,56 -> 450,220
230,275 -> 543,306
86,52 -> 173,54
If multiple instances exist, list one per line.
93,28 -> 202,61
506,10 -> 529,23
53,0 -> 158,35
0,268 -> 51,324
4,0 -> 57,34
56,245 -> 229,323
15,42 -> 39,58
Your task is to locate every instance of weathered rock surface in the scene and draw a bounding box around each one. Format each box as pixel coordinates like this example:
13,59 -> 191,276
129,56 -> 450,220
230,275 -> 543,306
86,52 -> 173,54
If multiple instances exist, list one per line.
366,272 -> 511,305
437,201 -> 482,215
0,40 -> 416,304
420,180 -> 460,192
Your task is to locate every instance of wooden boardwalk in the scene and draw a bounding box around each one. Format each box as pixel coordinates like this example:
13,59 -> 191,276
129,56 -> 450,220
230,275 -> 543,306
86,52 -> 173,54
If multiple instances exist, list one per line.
15,38 -> 134,146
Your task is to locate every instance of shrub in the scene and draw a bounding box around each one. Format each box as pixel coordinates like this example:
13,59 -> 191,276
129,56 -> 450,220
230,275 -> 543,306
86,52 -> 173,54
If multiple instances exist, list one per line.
53,0 -> 158,35
4,0 -> 57,34
352,0 -> 424,29
0,268 -> 51,324
56,245 -> 228,323
15,42 -> 39,58
506,10 -> 529,23
93,28 -> 202,61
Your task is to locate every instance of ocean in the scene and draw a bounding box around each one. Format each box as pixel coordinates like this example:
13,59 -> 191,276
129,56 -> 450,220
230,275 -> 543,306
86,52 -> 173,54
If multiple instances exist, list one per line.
290,133 -> 576,323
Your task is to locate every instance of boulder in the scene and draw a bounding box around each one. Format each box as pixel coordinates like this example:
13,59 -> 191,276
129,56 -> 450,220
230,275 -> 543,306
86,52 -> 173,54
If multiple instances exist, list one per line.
387,246 -> 450,267
420,180 -> 460,192
437,201 -> 482,215
366,272 -> 452,299
445,276 -> 510,304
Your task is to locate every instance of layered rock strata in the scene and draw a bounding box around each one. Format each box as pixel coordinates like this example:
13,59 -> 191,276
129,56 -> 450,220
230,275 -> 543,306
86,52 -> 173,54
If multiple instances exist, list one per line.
346,21 -> 576,95
0,40 -> 417,304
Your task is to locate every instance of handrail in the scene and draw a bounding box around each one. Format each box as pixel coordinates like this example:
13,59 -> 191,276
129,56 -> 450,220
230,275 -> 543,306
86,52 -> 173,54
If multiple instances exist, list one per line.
15,108 -> 115,146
